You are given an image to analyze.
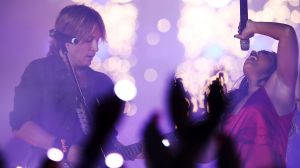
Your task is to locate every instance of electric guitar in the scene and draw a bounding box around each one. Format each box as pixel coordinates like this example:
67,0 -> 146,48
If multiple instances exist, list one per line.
3,137 -> 144,168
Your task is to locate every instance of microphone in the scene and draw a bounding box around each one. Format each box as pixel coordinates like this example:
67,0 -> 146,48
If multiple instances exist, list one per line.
49,29 -> 79,44
239,0 -> 249,51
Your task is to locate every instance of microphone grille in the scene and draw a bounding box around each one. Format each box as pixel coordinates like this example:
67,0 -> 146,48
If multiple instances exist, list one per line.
240,39 -> 250,51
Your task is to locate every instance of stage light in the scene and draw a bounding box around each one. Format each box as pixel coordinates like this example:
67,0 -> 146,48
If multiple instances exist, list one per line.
146,32 -> 160,46
90,0 -> 108,5
162,139 -> 170,147
104,3 -> 138,57
157,18 -> 171,33
205,0 -> 232,8
71,0 -> 88,3
114,79 -> 137,101
144,68 -> 158,82
105,153 -> 124,168
291,10 -> 300,23
178,5 -> 222,57
111,0 -> 133,3
288,0 -> 300,7
177,0 -> 300,111
47,148 -> 64,162
203,44 -> 223,61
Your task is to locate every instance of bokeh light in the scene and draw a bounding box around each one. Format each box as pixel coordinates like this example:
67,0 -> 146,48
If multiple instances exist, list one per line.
111,0 -> 133,3
144,68 -> 158,82
205,0 -> 233,8
146,32 -> 161,46
105,152 -> 124,168
114,79 -> 137,101
162,139 -> 170,147
177,0 -> 299,110
291,10 -> 300,23
288,0 -> 300,6
157,18 -> 171,33
71,0 -> 300,115
47,148 -> 64,162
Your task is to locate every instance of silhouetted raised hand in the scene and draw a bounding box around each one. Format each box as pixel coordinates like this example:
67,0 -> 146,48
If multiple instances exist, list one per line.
77,91 -> 125,168
0,151 -> 5,168
37,91 -> 124,168
143,76 -> 238,168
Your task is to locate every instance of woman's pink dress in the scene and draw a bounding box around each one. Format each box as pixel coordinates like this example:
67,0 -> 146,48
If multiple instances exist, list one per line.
223,87 -> 295,168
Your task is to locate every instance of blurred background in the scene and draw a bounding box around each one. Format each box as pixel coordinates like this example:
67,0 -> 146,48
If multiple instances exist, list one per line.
0,0 -> 299,167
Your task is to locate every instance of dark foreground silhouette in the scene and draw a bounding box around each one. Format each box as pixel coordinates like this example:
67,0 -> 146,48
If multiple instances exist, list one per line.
0,77 -> 240,168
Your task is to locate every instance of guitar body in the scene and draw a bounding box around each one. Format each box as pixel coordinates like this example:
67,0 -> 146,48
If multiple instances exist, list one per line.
3,138 -> 106,168
3,137 -> 46,168
3,136 -> 143,168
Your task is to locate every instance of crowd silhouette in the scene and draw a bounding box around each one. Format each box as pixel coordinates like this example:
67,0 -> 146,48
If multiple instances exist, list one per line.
143,77 -> 240,168
0,75 -> 242,168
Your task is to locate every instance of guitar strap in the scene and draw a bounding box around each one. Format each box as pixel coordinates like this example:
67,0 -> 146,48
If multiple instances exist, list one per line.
75,96 -> 91,135
64,52 -> 91,135
64,52 -> 108,165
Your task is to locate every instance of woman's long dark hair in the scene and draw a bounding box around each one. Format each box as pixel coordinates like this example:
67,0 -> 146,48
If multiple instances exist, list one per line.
226,76 -> 249,113
226,50 -> 277,113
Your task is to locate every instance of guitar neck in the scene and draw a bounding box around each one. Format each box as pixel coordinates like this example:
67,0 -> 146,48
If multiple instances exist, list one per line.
117,141 -> 143,160
117,131 -> 178,160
